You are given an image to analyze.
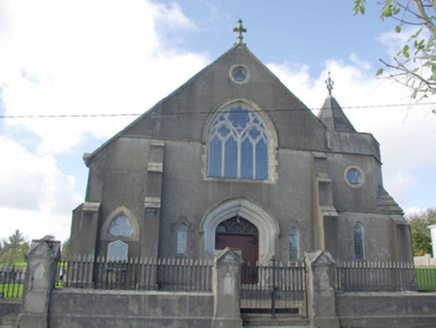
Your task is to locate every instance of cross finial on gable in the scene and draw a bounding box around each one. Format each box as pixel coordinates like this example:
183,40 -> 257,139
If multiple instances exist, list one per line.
325,71 -> 334,96
233,19 -> 247,45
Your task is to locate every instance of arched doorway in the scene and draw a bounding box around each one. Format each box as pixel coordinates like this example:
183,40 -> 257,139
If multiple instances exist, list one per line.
200,199 -> 280,264
215,216 -> 258,284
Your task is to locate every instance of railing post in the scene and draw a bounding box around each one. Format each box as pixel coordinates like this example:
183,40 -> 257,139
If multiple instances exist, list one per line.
212,247 -> 243,328
17,239 -> 61,328
305,250 -> 340,328
271,256 -> 277,318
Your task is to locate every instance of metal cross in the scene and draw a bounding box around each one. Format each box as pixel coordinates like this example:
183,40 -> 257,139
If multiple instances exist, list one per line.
325,71 -> 334,96
233,19 -> 247,45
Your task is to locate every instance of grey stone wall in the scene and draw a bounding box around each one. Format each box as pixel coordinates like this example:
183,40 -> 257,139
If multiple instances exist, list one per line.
0,300 -> 20,328
49,289 -> 214,328
336,292 -> 436,327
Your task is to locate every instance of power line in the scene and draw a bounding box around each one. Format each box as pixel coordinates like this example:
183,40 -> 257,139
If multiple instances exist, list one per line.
0,101 -> 435,119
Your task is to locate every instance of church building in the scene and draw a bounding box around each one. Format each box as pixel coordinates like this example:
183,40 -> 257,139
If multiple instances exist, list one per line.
69,21 -> 413,268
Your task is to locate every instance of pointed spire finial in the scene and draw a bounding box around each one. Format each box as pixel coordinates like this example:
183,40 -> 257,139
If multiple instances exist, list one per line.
325,71 -> 334,96
233,19 -> 247,45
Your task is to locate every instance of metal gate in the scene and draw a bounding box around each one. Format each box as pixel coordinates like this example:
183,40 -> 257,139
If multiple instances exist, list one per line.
240,258 -> 306,317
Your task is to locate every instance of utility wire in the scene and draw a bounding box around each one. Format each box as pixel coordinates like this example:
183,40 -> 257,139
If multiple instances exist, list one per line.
0,102 -> 435,119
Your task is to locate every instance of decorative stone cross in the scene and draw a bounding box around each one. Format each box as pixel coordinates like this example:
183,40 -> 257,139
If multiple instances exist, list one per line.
325,71 -> 334,96
233,19 -> 247,44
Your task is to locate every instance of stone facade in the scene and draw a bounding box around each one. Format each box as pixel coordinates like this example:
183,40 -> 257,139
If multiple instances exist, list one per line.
69,42 -> 413,267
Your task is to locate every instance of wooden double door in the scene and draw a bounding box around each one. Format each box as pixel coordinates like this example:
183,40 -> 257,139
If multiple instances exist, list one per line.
215,217 -> 259,284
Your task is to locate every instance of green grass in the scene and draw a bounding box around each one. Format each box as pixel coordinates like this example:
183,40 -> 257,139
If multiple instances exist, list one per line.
414,267 -> 436,291
0,262 -> 27,268
0,283 -> 24,299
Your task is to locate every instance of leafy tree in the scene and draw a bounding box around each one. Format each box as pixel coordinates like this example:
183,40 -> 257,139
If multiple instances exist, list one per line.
0,230 -> 29,266
407,208 -> 436,256
354,0 -> 436,106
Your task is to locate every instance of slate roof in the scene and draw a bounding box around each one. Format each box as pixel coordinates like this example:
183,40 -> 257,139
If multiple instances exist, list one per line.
318,95 -> 357,133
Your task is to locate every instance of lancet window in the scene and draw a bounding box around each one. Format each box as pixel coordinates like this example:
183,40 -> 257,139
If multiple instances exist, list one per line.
176,223 -> 188,256
354,223 -> 364,260
289,227 -> 299,260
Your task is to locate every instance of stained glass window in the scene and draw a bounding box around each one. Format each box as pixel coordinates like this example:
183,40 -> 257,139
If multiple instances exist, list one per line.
176,223 -> 188,256
216,217 -> 258,234
108,214 -> 134,237
289,227 -> 299,261
347,168 -> 362,185
354,223 -> 364,260
208,104 -> 269,180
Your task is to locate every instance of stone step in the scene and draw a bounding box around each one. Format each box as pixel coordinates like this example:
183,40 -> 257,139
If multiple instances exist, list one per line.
243,315 -> 310,327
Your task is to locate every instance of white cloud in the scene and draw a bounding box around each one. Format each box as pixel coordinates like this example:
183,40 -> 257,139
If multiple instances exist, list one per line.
0,0 -> 208,154
268,59 -> 436,209
0,137 -> 81,242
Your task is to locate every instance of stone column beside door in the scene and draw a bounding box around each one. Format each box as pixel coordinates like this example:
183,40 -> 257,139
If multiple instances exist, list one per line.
212,247 -> 243,328
17,240 -> 60,328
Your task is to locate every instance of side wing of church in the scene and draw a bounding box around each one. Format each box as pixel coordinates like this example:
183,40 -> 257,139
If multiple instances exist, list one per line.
69,40 -> 413,265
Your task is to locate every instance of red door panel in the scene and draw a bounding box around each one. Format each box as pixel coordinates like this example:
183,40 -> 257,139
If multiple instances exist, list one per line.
216,232 -> 258,284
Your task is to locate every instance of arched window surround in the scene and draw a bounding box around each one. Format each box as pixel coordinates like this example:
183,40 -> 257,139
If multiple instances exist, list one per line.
101,206 -> 140,242
203,99 -> 278,183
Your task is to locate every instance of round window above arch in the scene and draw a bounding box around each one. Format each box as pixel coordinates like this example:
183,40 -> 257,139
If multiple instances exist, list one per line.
230,64 -> 250,84
344,166 -> 365,188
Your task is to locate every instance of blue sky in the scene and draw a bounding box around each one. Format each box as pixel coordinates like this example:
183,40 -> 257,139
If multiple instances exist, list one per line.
0,0 -> 435,243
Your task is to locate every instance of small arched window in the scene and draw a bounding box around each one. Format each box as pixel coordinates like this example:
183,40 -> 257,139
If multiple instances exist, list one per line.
176,223 -> 188,256
208,104 -> 270,180
354,223 -> 364,260
289,227 -> 299,261
108,214 -> 134,238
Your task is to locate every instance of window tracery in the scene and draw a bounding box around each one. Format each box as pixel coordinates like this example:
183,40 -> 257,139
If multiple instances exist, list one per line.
208,104 -> 269,180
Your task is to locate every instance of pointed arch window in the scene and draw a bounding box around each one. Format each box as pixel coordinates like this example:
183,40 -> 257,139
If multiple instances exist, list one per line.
289,227 -> 299,261
208,104 -> 270,180
354,223 -> 364,260
176,223 -> 188,256
108,214 -> 134,238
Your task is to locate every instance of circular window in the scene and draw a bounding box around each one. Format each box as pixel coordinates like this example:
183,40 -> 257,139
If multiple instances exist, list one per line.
230,65 -> 249,83
345,166 -> 364,188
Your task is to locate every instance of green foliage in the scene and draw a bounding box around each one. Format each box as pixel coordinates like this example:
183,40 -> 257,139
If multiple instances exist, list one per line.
0,283 -> 24,299
407,209 -> 436,256
0,230 -> 29,266
354,0 -> 436,104
414,267 -> 436,291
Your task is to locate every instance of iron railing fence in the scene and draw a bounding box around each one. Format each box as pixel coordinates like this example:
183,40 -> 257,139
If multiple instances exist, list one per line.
0,266 -> 26,299
56,256 -> 213,292
336,261 -> 416,292
414,266 -> 436,291
240,259 -> 306,318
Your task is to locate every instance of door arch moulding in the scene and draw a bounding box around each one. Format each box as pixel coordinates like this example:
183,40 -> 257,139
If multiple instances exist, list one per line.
200,199 -> 280,262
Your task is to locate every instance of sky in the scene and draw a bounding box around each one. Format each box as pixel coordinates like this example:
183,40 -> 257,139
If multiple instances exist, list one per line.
0,0 -> 435,244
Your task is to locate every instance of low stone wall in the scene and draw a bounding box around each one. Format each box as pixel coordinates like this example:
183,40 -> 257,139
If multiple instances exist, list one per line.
414,256 -> 436,266
0,300 -> 21,328
49,288 -> 214,328
336,291 -> 436,327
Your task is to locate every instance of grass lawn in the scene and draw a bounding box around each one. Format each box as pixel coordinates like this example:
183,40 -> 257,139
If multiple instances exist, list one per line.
0,283 -> 24,299
414,267 -> 436,291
